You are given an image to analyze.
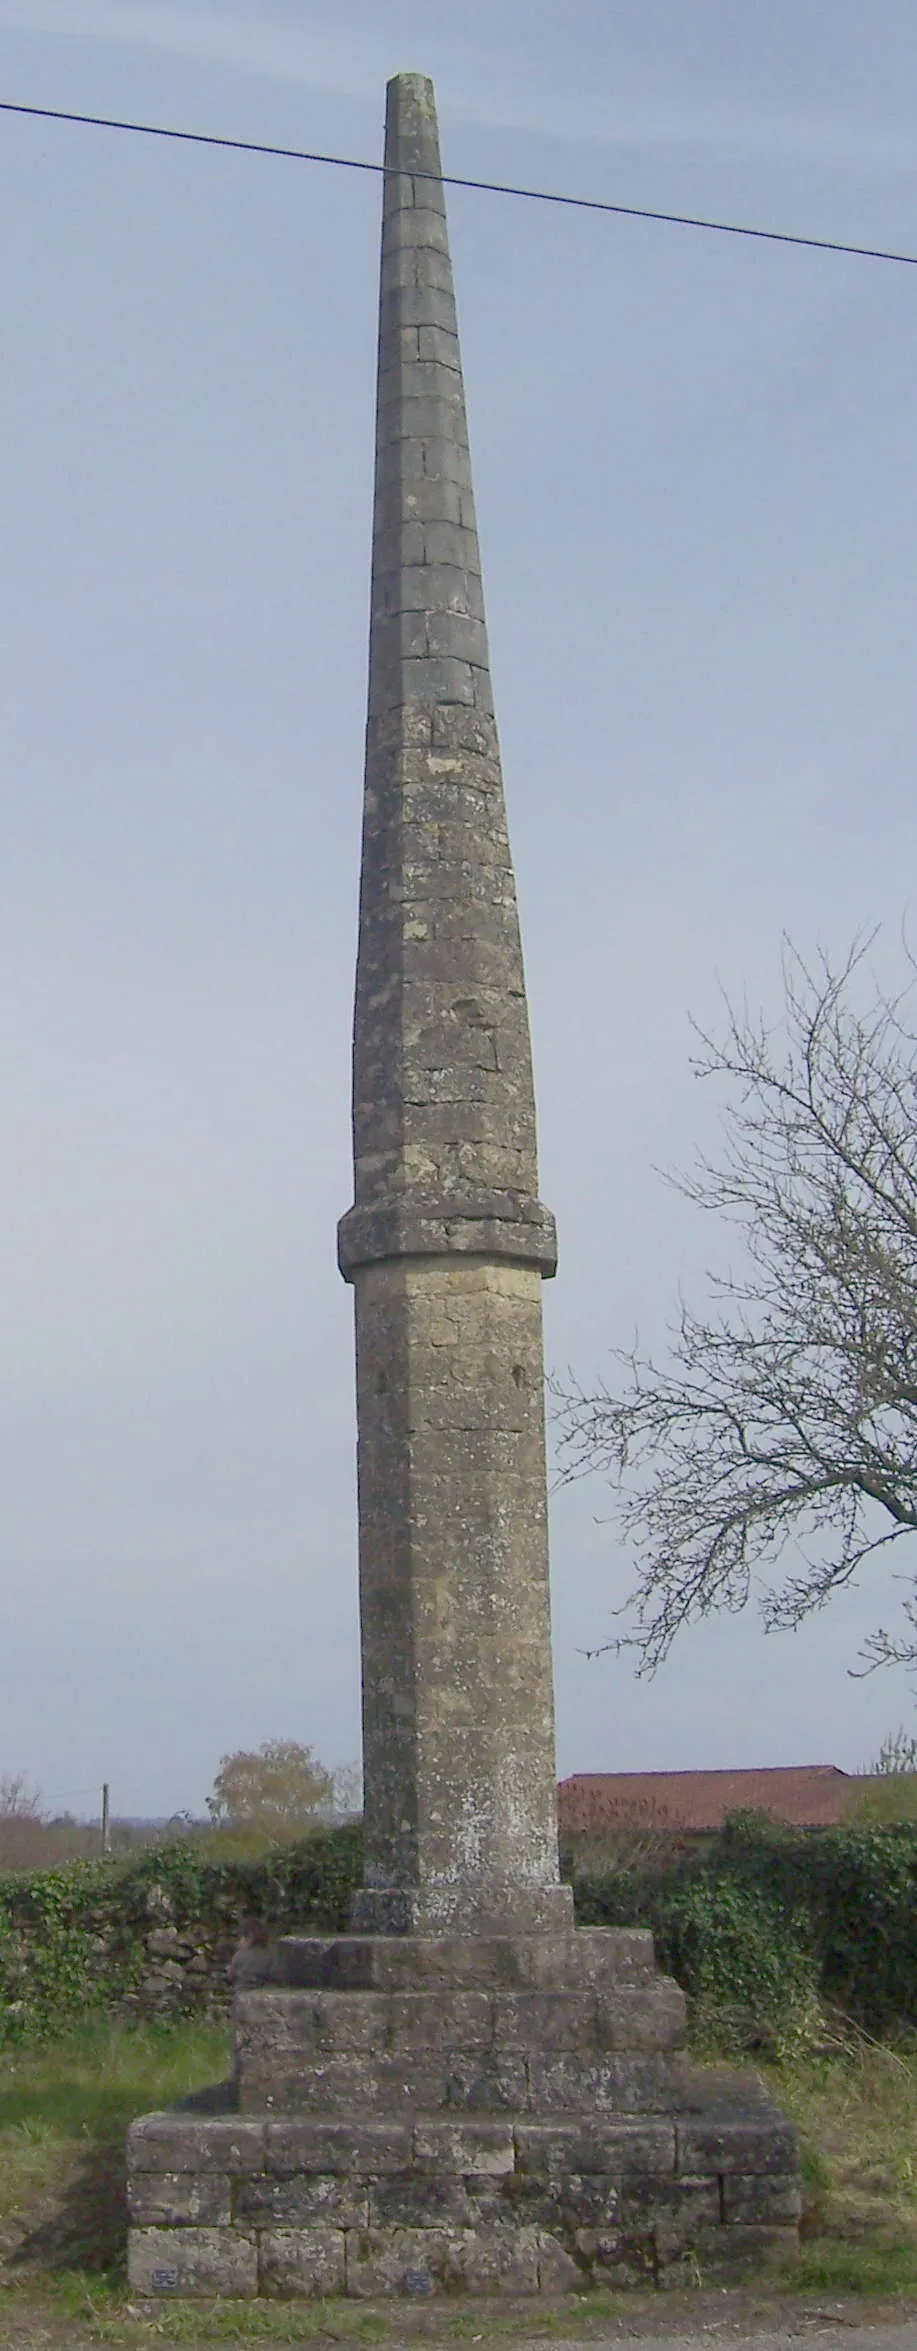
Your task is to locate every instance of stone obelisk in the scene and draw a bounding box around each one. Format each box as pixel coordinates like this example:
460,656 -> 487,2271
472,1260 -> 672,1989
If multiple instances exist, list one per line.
126,76 -> 800,2304
338,71 -> 569,1938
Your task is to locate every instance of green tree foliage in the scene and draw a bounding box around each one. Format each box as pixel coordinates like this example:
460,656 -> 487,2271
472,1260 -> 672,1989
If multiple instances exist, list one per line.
205,1740 -> 334,1842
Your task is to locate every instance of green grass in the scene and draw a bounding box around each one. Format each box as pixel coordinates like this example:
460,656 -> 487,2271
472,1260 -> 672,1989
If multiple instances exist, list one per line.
762,2025 -> 917,2296
0,2279 -> 656,2347
796,2241 -> 917,2294
0,2018 -> 231,2289
0,2017 -> 231,2138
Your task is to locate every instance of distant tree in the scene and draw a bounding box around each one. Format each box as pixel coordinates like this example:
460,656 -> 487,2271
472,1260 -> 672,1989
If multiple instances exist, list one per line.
206,1740 -> 334,1839
330,1761 -> 363,1817
0,1774 -> 46,1870
0,1773 -> 41,1820
851,1728 -> 917,1825
873,1728 -> 917,1774
554,940 -> 917,1676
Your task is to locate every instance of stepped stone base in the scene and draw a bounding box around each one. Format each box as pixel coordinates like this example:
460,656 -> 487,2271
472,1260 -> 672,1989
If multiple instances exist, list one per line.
127,1931 -> 800,2299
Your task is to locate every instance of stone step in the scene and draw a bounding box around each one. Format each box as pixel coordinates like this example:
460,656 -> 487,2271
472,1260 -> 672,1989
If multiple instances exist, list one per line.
276,1927 -> 657,1992
233,1977 -> 687,2116
127,2088 -> 800,2299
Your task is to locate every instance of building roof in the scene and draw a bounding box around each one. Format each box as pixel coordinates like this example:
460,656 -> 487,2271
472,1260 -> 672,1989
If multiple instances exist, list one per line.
557,1766 -> 855,1834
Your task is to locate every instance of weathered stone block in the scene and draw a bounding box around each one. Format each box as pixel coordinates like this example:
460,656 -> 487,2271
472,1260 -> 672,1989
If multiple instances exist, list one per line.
266,2118 -> 412,2174
513,2169 -> 622,2232
443,2052 -> 529,2110
596,1984 -> 686,2050
515,2119 -> 676,2178
128,2225 -> 257,2298
387,397 -> 469,453
388,1989 -> 493,2049
127,2172 -> 231,2227
235,2174 -> 370,2227
378,473 -> 464,527
574,2224 -> 654,2284
628,2176 -> 721,2258
418,324 -> 460,368
380,283 -> 457,335
598,2255 -> 659,2288
128,2114 -> 265,2173
398,653 -> 475,705
676,2117 -> 798,2176
234,1987 -> 388,2054
345,2225 -> 461,2297
535,2232 -> 583,2291
370,2171 -> 474,2226
529,2052 -> 673,2111
554,1927 -> 657,1987
426,611 -> 488,665
384,205 -> 450,256
399,434 -> 471,488
459,2224 -> 541,2294
239,1984 -> 489,2062
239,2054 -> 445,2115
414,2120 -> 514,2173
722,2173 -> 803,2225
260,2227 -> 347,2296
491,1991 -> 597,2051
381,562 -> 480,619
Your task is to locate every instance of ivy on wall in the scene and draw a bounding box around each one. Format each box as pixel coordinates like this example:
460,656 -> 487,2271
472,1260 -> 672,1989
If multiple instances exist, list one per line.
4,1813 -> 917,2046
575,1811 -> 917,2045
0,1825 -> 363,2043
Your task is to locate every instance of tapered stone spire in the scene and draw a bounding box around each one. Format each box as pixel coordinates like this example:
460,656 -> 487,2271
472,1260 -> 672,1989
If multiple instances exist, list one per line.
339,72 -> 570,1935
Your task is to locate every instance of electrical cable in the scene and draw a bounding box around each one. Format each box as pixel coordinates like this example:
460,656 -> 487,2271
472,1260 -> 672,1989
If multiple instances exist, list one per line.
2,96 -> 916,270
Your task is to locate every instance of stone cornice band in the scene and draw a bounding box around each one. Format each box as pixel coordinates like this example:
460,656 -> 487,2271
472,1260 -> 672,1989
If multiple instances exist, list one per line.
337,1193 -> 558,1278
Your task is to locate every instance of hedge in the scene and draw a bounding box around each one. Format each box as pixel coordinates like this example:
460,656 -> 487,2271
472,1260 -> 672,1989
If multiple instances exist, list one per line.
0,1824 -> 363,2044
575,1810 -> 917,2040
4,1812 -> 917,2046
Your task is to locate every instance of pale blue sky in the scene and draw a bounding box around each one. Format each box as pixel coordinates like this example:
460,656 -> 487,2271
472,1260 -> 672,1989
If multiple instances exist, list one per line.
1,0 -> 916,1818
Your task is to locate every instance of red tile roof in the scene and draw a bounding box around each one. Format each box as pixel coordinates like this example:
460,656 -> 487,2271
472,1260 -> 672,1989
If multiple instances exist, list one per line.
558,1766 -> 855,1834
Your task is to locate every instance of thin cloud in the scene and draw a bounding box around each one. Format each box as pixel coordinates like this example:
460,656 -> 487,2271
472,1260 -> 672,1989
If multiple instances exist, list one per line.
0,0 -> 913,180
0,0 -> 380,102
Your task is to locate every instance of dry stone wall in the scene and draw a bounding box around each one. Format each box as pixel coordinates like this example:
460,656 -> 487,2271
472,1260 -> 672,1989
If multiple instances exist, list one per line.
0,1828 -> 363,2040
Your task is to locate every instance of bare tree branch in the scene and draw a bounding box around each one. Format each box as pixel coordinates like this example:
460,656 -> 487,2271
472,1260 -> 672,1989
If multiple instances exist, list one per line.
552,937 -> 917,1675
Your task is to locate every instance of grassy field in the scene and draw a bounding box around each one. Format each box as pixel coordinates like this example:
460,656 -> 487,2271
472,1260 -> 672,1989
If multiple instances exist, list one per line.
1,2015 -> 917,2342
769,2026 -> 917,2294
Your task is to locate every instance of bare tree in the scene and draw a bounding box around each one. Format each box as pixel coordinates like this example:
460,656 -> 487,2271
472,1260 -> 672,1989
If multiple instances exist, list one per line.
0,1774 -> 41,1820
0,1774 -> 45,1871
872,1728 -> 917,1774
554,940 -> 917,1675
329,1761 -> 363,1818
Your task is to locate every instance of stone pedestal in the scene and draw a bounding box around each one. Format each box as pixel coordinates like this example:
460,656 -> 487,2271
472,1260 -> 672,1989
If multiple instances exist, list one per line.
127,1928 -> 799,2298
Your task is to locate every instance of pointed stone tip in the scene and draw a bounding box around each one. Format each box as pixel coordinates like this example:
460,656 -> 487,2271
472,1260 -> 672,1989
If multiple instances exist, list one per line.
386,70 -> 436,108
383,71 -> 442,183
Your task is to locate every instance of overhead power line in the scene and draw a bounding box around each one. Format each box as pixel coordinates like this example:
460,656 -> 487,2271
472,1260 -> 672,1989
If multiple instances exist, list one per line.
2,96 -> 917,271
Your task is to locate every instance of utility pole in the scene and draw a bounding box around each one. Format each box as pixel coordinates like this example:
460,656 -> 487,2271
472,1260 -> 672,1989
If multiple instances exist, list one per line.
101,1782 -> 110,1856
